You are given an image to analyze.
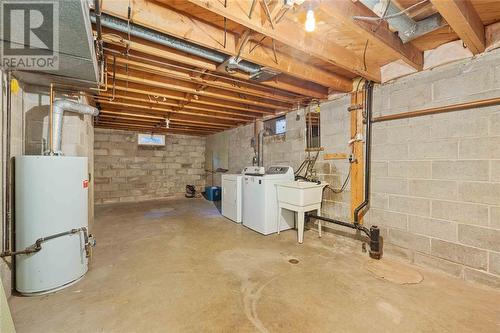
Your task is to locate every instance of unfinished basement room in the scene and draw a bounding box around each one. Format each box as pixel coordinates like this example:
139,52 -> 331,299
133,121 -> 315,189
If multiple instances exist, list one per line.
1,0 -> 500,332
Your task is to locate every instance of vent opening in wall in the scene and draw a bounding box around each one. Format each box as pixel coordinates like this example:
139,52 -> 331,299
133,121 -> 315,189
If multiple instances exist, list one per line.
138,134 -> 165,146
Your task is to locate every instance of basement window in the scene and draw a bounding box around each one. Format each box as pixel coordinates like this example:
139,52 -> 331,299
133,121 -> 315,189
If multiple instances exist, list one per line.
264,115 -> 286,135
138,134 -> 165,146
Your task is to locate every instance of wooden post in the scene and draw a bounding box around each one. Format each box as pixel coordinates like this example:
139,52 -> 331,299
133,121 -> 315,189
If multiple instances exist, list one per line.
350,88 -> 365,223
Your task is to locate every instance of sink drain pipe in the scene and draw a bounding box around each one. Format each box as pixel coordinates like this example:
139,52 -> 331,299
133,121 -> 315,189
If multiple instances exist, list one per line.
308,81 -> 381,259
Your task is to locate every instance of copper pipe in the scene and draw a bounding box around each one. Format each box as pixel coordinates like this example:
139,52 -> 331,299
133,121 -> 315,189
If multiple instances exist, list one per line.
373,96 -> 500,122
49,83 -> 54,155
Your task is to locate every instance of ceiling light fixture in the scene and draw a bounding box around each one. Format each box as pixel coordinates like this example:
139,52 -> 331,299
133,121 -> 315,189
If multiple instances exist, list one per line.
305,8 -> 316,32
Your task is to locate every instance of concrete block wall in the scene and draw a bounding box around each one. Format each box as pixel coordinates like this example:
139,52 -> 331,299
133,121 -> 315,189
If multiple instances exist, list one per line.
318,49 -> 500,289
205,110 -> 306,184
206,49 -> 500,289
94,129 -> 206,204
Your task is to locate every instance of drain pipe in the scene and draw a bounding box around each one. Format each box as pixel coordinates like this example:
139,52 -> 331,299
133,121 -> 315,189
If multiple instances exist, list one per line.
47,100 -> 99,155
90,12 -> 261,75
353,81 -> 374,225
308,81 -> 381,259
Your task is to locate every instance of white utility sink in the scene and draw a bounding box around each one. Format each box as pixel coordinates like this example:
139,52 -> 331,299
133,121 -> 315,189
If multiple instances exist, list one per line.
276,181 -> 328,207
275,181 -> 328,243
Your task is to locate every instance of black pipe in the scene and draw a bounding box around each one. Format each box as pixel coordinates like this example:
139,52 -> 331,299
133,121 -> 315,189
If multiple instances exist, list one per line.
308,214 -> 370,237
306,82 -> 382,259
308,214 -> 382,259
353,81 -> 374,224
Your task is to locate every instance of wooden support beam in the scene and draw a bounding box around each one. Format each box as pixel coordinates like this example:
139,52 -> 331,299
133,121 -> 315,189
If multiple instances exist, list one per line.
99,110 -> 233,128
95,119 -> 217,132
108,55 -> 297,104
99,105 -> 241,127
324,153 -> 349,160
95,119 -> 216,132
350,89 -> 365,223
101,34 -> 329,98
97,100 -> 251,122
318,1 -> 424,70
96,96 -> 255,121
98,111 -> 231,129
97,93 -> 258,121
186,0 -> 381,81
110,70 -> 286,111
431,0 -> 485,54
100,0 -> 354,89
102,83 -> 267,116
94,122 -> 213,136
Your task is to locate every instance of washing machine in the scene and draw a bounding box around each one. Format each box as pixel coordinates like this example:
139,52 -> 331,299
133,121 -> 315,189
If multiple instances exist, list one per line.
221,174 -> 243,223
242,165 -> 295,235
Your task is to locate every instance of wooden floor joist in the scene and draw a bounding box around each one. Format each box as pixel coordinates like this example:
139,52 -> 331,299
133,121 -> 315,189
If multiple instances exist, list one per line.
91,0 -> 495,135
110,70 -> 290,111
99,0 -> 353,90
107,83 -> 274,116
108,55 -> 300,104
96,94 -> 259,119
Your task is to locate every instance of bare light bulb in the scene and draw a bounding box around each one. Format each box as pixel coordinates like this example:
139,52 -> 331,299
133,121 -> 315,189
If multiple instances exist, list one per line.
305,9 -> 315,32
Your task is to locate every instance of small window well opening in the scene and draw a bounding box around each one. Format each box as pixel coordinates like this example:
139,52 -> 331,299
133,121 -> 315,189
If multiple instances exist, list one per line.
138,134 -> 165,146
264,115 -> 286,136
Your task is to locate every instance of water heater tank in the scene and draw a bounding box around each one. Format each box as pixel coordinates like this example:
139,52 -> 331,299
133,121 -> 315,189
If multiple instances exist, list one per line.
15,156 -> 89,295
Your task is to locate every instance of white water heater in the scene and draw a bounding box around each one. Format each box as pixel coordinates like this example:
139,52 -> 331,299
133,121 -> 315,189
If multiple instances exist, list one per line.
15,156 -> 90,295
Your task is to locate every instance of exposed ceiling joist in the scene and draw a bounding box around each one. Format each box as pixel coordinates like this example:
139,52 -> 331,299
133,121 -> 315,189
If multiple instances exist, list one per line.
110,70 -> 288,111
108,55 -> 298,104
94,121 -> 215,135
186,0 -> 381,82
98,113 -> 226,130
97,90 -> 260,119
99,0 -> 353,91
101,36 -> 328,98
99,105 -> 241,127
97,100 -> 252,123
318,1 -> 424,71
431,0 -> 485,54
107,83 -> 270,115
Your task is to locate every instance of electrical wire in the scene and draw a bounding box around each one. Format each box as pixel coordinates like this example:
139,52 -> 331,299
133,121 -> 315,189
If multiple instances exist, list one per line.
353,0 -> 428,22
362,39 -> 369,72
324,164 -> 352,194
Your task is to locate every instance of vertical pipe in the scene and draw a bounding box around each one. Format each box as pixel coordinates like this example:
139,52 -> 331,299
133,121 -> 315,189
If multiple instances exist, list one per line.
49,84 -> 54,155
3,71 -> 12,252
353,81 -> 373,224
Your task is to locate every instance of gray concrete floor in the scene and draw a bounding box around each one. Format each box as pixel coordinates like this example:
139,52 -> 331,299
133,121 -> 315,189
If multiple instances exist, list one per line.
9,198 -> 500,332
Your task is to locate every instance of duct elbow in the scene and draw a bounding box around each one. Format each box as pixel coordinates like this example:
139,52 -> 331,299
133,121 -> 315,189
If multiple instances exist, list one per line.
53,100 -> 99,117
48,99 -> 99,156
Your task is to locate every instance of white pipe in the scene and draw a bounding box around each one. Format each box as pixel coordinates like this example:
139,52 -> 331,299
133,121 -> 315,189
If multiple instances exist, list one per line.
47,100 -> 99,155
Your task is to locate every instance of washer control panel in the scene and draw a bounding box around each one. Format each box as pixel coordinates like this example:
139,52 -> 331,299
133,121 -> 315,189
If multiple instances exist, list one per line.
266,166 -> 290,174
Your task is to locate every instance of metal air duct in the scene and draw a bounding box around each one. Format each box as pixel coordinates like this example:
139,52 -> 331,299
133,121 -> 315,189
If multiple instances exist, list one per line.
90,12 -> 262,75
357,0 -> 442,43
48,100 -> 99,155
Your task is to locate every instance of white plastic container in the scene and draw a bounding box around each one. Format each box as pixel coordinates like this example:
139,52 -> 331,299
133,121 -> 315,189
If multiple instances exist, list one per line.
276,181 -> 327,207
15,156 -> 89,295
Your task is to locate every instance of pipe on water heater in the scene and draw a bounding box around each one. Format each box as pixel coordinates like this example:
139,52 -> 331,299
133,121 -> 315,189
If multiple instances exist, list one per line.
47,100 -> 99,155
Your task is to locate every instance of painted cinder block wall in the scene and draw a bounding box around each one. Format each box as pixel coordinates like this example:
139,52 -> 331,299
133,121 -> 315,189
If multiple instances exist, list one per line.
206,49 -> 500,289
93,129 -> 206,204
